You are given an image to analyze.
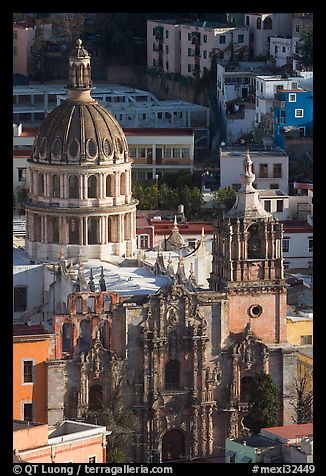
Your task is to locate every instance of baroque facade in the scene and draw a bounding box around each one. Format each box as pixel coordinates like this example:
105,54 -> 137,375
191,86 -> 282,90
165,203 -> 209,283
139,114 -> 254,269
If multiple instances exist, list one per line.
23,38 -> 297,463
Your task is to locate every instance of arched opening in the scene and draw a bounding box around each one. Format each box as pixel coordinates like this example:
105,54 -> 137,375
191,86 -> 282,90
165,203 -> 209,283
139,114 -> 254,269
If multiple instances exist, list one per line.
69,175 -> 79,199
89,385 -> 103,410
165,360 -> 180,390
247,224 -> 263,259
79,319 -> 91,349
49,216 -> 59,243
38,174 -> 44,195
120,172 -> 127,195
76,297 -> 83,314
34,215 -> 41,241
107,216 -> 111,242
246,15 -> 250,26
256,17 -> 261,29
263,17 -> 272,29
62,322 -> 72,352
52,175 -> 60,198
68,217 -> 79,244
106,175 -> 112,197
240,376 -> 254,403
88,175 -> 97,198
87,296 -> 96,312
162,430 -> 185,461
88,217 -> 99,244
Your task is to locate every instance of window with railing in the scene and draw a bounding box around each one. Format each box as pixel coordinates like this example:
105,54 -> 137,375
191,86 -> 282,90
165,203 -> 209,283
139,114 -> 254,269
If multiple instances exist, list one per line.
273,163 -> 282,178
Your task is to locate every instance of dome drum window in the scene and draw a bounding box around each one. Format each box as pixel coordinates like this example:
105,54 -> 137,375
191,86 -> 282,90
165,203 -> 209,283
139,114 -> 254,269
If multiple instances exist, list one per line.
86,138 -> 98,159
103,137 -> 113,159
248,305 -> 263,318
39,136 -> 48,159
51,137 -> 63,160
68,138 -> 80,160
115,136 -> 124,156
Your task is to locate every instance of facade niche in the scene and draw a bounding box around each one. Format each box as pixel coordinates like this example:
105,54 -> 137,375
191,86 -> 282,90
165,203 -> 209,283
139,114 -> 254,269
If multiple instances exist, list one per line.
247,224 -> 263,259
88,175 -> 97,198
79,319 -> 91,349
89,385 -> 103,410
88,217 -> 99,244
69,218 -> 79,244
76,297 -> 83,314
162,429 -> 185,461
52,175 -> 60,198
165,360 -> 180,390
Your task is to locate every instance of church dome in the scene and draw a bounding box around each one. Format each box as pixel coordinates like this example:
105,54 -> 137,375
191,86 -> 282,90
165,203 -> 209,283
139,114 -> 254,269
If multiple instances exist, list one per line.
31,40 -> 129,166
31,101 -> 129,165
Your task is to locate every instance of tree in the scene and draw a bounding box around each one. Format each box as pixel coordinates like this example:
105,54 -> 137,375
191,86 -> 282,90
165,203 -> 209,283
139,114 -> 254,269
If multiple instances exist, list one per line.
290,375 -> 313,424
294,27 -> 313,70
52,13 -> 86,52
213,186 -> 236,211
245,371 -> 279,434
28,25 -> 49,81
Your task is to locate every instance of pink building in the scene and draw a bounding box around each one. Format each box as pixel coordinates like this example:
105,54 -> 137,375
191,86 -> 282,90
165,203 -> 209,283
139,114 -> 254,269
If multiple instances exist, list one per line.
13,22 -> 52,76
13,419 -> 108,463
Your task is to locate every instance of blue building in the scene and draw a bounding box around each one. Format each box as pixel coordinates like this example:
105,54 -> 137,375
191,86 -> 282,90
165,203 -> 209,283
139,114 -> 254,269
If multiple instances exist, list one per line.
273,89 -> 313,149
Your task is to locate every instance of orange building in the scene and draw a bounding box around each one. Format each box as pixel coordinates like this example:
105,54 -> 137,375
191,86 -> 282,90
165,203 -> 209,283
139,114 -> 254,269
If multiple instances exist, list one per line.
13,420 -> 108,463
13,324 -> 55,424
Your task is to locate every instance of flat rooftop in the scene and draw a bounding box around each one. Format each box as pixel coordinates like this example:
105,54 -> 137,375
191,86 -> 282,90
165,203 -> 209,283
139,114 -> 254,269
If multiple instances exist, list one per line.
233,435 -> 282,448
13,420 -> 45,431
220,146 -> 288,157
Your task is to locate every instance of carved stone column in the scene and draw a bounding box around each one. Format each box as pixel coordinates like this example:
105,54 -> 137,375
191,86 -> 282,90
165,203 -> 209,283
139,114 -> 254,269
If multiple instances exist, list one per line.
200,406 -> 207,456
192,338 -> 198,399
192,407 -> 199,457
206,406 -> 214,455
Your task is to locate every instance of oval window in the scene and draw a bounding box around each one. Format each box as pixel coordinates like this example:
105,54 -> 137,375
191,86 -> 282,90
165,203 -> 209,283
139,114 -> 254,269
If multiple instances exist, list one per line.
86,138 -> 98,158
39,136 -> 48,158
103,137 -> 113,158
52,137 -> 62,158
68,138 -> 80,159
115,136 -> 124,155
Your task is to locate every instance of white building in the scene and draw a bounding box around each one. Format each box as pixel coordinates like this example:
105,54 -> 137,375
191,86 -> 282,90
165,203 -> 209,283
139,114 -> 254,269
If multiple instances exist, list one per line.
220,146 -> 289,193
13,125 -> 195,190
269,37 -> 292,67
13,83 -> 209,160
147,19 -> 250,78
243,13 -> 292,57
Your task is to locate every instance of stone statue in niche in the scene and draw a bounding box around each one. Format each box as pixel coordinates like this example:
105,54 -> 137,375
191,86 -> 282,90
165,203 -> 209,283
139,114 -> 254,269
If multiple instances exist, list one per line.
240,338 -> 254,370
167,306 -> 178,326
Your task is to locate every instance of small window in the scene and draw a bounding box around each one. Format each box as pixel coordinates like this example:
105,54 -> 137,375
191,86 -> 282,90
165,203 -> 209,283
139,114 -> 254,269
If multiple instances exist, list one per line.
166,45 -> 169,54
238,34 -> 244,44
187,63 -> 192,72
89,456 -> 96,464
173,148 -> 181,158
264,200 -> 271,212
301,335 -> 312,345
188,33 -> 191,41
295,109 -> 304,118
289,93 -> 296,102
282,239 -> 290,253
23,360 -> 33,383
276,85 -> 284,92
282,46 -> 286,53
308,238 -> 313,252
23,403 -> 33,422
139,235 -> 149,249
219,35 -> 226,44
13,30 -> 18,40
295,25 -> 300,33
259,164 -> 268,178
165,30 -> 169,39
246,15 -> 250,26
188,48 -> 191,56
276,200 -> 284,212
291,82 -> 298,89
261,83 -> 263,93
181,148 -> 190,158
273,163 -> 282,178
18,168 -> 27,182
166,61 -> 169,70
203,50 -> 207,59
14,286 -> 27,312
203,34 -> 207,43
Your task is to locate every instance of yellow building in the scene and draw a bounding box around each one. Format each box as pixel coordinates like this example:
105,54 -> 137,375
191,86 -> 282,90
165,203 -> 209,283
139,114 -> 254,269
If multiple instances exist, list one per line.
286,313 -> 313,346
297,347 -> 313,392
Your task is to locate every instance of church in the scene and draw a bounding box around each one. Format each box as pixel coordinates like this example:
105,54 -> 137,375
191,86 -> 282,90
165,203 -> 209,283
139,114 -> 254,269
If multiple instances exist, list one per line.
18,40 -> 297,463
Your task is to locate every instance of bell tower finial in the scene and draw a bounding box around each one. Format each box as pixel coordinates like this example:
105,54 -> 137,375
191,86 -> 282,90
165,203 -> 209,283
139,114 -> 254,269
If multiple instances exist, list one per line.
67,38 -> 94,102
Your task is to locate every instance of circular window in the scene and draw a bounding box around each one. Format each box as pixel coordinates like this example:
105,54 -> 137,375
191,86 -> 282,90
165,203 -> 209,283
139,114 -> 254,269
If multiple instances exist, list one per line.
115,136 -> 124,155
86,138 -> 98,158
248,305 -> 263,318
39,136 -> 48,158
68,138 -> 80,159
52,137 -> 62,158
103,137 -> 113,158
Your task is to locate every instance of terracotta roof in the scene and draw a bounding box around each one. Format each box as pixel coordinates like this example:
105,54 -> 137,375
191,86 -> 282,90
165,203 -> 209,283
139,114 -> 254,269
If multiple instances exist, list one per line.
261,423 -> 313,442
13,149 -> 31,158
281,220 -> 313,233
152,221 -> 214,235
13,324 -> 52,336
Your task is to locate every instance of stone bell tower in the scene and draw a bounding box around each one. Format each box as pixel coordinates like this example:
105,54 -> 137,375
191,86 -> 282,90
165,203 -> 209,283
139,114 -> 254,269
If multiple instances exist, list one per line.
209,150 -> 287,344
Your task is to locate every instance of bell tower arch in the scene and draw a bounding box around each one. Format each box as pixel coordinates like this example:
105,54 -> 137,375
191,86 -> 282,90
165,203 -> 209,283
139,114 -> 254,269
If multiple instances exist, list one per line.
209,150 -> 287,344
